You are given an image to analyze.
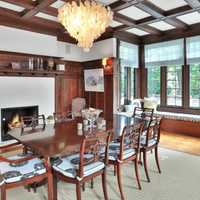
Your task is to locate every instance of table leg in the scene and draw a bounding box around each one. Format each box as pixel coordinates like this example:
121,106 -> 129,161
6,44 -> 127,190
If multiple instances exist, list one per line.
46,158 -> 57,200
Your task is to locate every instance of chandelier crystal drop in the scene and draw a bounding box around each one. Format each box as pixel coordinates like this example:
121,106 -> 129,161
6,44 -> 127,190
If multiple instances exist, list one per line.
58,0 -> 113,51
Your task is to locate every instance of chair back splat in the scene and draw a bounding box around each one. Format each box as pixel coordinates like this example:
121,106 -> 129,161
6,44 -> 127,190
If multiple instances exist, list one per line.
78,132 -> 112,178
133,107 -> 154,121
119,122 -> 144,161
143,117 -> 162,147
21,114 -> 46,134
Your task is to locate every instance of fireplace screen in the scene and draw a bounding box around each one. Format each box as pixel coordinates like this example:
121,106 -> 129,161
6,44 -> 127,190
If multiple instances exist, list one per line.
1,106 -> 38,141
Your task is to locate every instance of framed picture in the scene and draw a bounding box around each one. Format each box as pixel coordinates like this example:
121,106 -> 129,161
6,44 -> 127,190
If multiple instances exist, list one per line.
84,68 -> 104,92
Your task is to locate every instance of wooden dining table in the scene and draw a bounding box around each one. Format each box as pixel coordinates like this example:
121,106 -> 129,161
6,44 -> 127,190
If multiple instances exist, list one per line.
8,114 -> 142,200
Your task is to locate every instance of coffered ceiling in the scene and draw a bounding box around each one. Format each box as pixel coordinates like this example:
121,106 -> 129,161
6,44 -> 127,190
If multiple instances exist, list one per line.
0,0 -> 200,44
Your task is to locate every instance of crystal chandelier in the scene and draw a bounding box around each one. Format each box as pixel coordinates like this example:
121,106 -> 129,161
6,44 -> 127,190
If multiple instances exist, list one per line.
58,0 -> 113,51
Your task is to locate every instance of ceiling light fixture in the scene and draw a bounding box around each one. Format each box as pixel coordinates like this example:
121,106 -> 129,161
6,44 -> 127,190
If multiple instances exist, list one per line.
58,0 -> 113,51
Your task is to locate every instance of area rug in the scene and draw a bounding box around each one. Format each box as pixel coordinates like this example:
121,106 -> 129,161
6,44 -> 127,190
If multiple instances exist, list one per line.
7,148 -> 200,200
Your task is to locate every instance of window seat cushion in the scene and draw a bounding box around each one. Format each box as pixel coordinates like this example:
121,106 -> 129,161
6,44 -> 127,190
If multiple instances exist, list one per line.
155,111 -> 200,122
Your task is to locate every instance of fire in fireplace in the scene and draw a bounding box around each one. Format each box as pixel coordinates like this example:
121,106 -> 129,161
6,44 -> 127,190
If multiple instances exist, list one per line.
1,106 -> 38,141
8,113 -> 24,130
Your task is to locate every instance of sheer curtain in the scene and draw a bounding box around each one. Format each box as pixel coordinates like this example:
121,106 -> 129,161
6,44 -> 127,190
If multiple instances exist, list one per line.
119,41 -> 139,68
186,35 -> 200,64
145,39 -> 184,67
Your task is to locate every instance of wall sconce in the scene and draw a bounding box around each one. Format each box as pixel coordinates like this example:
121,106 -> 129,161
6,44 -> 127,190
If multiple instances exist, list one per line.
102,57 -> 113,73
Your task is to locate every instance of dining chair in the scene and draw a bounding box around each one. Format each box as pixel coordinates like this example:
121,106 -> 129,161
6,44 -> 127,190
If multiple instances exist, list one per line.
0,142 -> 51,200
140,117 -> 162,182
53,112 -> 72,123
52,131 -> 112,200
133,107 -> 154,121
21,114 -> 46,133
108,122 -> 144,200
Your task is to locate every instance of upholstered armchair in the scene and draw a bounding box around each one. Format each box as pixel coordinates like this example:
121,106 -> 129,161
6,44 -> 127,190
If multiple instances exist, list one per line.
72,97 -> 86,118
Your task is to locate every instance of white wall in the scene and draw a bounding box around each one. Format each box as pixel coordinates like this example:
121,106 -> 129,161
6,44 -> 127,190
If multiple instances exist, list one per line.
0,26 -> 58,56
0,77 -> 55,141
57,38 -> 116,61
80,38 -> 117,62
0,26 -> 116,61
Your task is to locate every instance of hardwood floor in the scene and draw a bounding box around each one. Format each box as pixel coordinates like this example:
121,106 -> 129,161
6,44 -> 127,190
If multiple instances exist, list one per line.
160,131 -> 200,156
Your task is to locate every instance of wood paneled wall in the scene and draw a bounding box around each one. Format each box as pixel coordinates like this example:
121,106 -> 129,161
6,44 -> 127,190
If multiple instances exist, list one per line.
83,59 -> 113,121
55,62 -> 84,113
161,118 -> 200,138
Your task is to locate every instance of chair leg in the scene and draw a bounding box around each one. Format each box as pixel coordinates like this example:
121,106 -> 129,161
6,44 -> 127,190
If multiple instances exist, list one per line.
102,170 -> 109,200
116,164 -> 125,200
76,183 -> 82,200
52,174 -> 58,200
134,157 -> 142,190
48,172 -> 55,200
1,186 -> 6,200
155,146 -> 161,173
91,178 -> 94,189
143,151 -> 150,182
114,165 -> 117,176
82,183 -> 85,191
138,152 -> 142,165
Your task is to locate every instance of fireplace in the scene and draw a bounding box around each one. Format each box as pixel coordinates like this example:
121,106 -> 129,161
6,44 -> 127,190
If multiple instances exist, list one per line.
1,106 -> 38,141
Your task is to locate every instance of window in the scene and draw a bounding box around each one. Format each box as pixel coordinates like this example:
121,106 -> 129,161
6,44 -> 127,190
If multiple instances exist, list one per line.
119,41 -> 138,105
187,36 -> 200,108
120,66 -> 135,105
145,39 -> 184,108
190,64 -> 200,108
147,67 -> 160,104
120,66 -> 128,105
167,65 -> 182,106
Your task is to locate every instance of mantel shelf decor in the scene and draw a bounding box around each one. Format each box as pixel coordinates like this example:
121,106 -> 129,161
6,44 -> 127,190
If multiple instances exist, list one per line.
0,68 -> 64,77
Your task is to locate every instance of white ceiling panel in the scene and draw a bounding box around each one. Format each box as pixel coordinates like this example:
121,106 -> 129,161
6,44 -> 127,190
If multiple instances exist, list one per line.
110,20 -> 122,27
149,21 -> 175,31
127,28 -> 149,36
148,0 -> 187,11
177,11 -> 200,25
119,6 -> 151,20
50,0 -> 65,9
36,13 -> 58,22
0,0 -> 25,12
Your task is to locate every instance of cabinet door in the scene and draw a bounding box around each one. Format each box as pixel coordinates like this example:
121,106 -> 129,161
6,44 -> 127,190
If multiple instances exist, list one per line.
55,75 -> 83,113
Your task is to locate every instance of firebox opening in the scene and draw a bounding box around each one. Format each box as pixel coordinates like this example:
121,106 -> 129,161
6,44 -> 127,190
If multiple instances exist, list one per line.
1,106 -> 38,141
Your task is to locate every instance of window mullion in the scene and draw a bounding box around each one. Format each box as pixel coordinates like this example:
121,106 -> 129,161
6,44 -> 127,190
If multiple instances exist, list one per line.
161,66 -> 167,107
183,65 -> 189,108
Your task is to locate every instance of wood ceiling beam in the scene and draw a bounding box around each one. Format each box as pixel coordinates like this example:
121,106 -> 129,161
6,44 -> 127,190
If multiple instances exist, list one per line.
0,7 -> 63,35
21,0 -> 56,19
1,0 -> 34,9
141,22 -> 200,44
135,1 -> 188,29
114,12 -> 161,35
1,0 -> 58,16
137,5 -> 200,26
114,30 -> 141,44
109,0 -> 144,11
0,14 -> 58,36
